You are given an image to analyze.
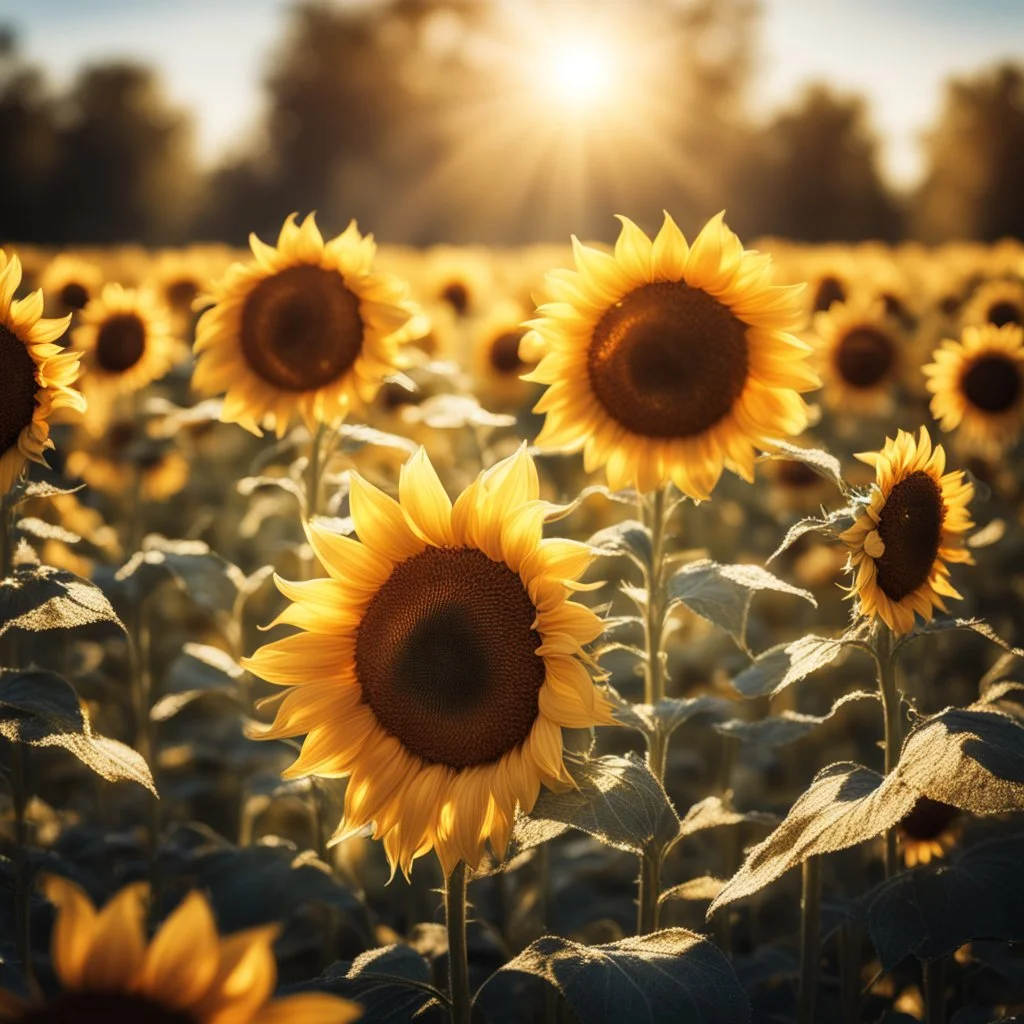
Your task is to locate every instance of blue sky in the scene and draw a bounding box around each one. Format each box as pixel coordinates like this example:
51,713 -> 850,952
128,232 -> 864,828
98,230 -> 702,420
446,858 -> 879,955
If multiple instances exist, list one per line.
4,0 -> 1024,188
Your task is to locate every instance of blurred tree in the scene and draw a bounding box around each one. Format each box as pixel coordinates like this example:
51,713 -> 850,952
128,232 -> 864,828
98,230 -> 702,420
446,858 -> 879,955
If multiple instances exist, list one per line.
0,29 -> 59,243
47,62 -> 198,245
913,64 -> 1024,242
730,84 -> 902,242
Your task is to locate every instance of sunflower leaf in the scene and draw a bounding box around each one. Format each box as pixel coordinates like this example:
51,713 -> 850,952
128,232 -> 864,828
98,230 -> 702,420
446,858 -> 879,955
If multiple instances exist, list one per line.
587,519 -> 653,570
511,753 -> 679,857
0,565 -> 123,637
483,929 -> 750,1024
613,695 -> 735,738
678,797 -> 779,840
895,617 -> 1024,658
709,703 -> 1024,914
730,628 -> 867,698
13,481 -> 86,506
767,507 -> 857,564
759,441 -> 848,494
237,474 -> 306,506
0,670 -> 156,793
15,517 -> 82,545
713,690 -> 878,746
865,835 -> 1024,970
666,559 -> 816,652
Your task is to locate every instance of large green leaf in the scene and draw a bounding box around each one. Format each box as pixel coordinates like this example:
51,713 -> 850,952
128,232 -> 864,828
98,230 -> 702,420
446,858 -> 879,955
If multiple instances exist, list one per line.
486,929 -> 750,1024
713,690 -> 877,747
0,566 -> 123,637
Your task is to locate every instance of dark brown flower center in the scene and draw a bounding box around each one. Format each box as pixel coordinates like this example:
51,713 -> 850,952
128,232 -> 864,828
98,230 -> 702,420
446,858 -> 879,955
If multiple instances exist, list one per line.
834,327 -> 895,389
961,353 -> 1022,414
355,546 -> 544,768
813,275 -> 845,312
875,470 -> 945,603
897,796 -> 960,841
489,330 -> 527,376
587,281 -> 749,439
95,314 -> 146,374
240,265 -> 363,393
939,295 -> 961,318
775,459 -> 821,488
19,992 -> 197,1024
60,282 -> 90,311
986,300 -> 1022,328
441,281 -> 469,316
166,278 -> 199,312
0,323 -> 39,456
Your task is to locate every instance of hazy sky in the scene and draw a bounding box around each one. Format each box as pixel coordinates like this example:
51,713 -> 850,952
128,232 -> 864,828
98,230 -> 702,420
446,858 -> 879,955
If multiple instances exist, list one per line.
5,0 -> 1024,188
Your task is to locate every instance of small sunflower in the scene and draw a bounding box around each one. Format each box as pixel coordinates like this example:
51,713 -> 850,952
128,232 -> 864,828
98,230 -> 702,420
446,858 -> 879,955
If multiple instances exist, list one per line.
961,278 -> 1024,330
526,213 -> 818,499
840,428 -> 974,635
470,300 -> 538,409
72,284 -> 179,421
0,251 -> 87,497
0,876 -> 360,1023
193,213 -> 424,437
924,323 -> 1024,455
897,796 -> 962,867
812,296 -> 903,413
244,446 -> 614,876
39,254 -> 103,315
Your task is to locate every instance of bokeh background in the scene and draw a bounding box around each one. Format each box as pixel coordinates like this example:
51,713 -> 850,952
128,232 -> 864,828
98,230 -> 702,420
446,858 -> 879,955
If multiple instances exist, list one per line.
2,0 -> 1023,248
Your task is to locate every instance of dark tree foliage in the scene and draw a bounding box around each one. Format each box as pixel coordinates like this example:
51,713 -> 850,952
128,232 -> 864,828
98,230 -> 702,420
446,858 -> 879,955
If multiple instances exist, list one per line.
912,64 -> 1024,242
730,84 -> 902,242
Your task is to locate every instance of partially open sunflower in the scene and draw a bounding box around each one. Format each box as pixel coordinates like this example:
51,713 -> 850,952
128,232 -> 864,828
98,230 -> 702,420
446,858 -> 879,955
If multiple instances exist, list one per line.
841,427 -> 974,635
0,250 -> 86,497
72,284 -> 178,424
525,213 -> 818,499
244,446 -> 614,876
896,796 -> 962,868
811,295 -> 903,414
0,876 -> 359,1023
924,323 -> 1024,455
193,213 -> 423,437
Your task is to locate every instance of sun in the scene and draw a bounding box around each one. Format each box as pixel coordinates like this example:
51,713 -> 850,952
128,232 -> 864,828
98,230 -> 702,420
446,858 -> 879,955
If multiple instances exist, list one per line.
543,39 -> 614,112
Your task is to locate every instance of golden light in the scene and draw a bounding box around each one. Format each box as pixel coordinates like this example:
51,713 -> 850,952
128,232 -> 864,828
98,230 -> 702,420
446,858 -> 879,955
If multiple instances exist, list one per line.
542,39 -> 614,112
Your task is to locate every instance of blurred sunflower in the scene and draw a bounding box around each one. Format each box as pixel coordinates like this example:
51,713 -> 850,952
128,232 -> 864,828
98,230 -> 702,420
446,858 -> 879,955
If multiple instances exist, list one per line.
0,251 -> 87,497
924,323 -> 1024,455
0,876 -> 359,1023
525,213 -> 818,499
244,446 -> 614,875
66,420 -> 189,502
841,427 -> 973,635
72,284 -> 178,423
812,296 -> 903,414
961,278 -> 1024,329
39,254 -> 103,315
896,796 -> 962,867
193,213 -> 423,437
470,300 -> 538,408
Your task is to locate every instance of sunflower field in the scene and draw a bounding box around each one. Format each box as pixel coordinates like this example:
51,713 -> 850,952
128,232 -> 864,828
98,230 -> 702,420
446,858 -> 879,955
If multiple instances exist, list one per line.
2,211 -> 1024,1024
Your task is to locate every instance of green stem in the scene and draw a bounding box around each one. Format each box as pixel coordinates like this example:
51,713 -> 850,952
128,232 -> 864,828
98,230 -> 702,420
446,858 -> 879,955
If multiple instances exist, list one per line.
306,423 -> 326,521
445,861 -> 472,1024
923,957 -> 945,1024
875,625 -> 901,877
637,848 -> 661,936
641,486 -> 668,709
798,856 -> 822,1024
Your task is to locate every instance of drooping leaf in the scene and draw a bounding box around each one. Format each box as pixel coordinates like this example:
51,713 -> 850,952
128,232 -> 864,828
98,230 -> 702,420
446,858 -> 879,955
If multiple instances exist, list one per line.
486,929 -> 750,1024
661,877 -> 727,904
15,517 -> 81,545
896,618 -> 1024,658
336,422 -> 420,455
731,628 -> 867,699
0,670 -> 155,793
759,441 -> 847,494
587,520 -> 653,570
678,797 -> 778,840
768,507 -> 857,564
613,695 -> 735,739
152,643 -> 246,721
14,481 -> 85,505
866,836 -> 1024,970
0,566 -> 123,637
667,560 -> 815,651
509,753 -> 679,857
713,691 -> 878,747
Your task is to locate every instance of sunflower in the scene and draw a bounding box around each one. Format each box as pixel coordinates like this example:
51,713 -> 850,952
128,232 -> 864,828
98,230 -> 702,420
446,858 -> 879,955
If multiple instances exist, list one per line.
39,254 -> 103,315
72,284 -> 179,424
961,278 -> 1024,330
811,295 -> 903,414
840,427 -> 974,635
66,419 -> 190,503
525,213 -> 818,499
924,323 -> 1024,455
243,446 -> 614,876
0,251 -> 87,498
896,796 -> 962,867
193,213 -> 424,437
469,299 -> 539,409
0,876 -> 359,1023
